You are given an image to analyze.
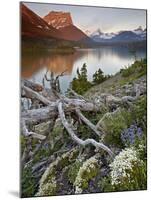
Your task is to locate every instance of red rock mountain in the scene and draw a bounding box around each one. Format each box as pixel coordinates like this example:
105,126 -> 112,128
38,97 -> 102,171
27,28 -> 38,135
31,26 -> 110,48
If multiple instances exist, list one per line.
43,11 -> 90,42
43,11 -> 73,29
59,25 -> 90,41
21,4 -> 63,40
21,4 -> 91,42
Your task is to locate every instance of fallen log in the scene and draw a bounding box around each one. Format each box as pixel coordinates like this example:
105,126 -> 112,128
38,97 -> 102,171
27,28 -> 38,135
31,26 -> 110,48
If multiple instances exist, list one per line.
21,105 -> 57,123
22,79 -> 43,92
22,99 -> 100,123
22,86 -> 51,106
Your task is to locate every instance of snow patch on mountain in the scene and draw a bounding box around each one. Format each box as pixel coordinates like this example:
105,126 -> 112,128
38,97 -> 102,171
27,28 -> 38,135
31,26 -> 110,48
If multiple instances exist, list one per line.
90,26 -> 146,42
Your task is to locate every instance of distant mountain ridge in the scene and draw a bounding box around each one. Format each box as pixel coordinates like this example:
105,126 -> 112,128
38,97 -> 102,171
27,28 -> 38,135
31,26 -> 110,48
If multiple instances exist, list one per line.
21,3 -> 146,48
90,26 -> 146,43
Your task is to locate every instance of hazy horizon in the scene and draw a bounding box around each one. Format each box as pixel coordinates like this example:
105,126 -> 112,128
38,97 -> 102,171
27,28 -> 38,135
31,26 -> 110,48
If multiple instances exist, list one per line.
23,2 -> 146,34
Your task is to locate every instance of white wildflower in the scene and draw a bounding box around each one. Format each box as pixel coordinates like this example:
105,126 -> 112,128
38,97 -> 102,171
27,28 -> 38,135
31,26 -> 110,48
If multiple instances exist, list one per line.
74,156 -> 98,194
110,147 -> 143,186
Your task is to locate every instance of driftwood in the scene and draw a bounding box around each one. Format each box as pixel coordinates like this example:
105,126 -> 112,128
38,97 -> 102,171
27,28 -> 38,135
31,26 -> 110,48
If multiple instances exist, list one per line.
22,85 -> 51,106
75,108 -> 101,137
22,79 -> 44,92
21,99 -> 100,124
20,67 -> 146,197
21,69 -> 115,170
21,68 -> 144,167
21,119 -> 46,140
58,101 -> 114,158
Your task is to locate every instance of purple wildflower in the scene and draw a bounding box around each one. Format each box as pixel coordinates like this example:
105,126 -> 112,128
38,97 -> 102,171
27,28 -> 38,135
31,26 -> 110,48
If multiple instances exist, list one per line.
121,124 -> 143,146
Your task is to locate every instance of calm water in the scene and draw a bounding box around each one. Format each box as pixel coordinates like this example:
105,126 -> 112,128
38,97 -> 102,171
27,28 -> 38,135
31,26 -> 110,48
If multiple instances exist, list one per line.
22,47 -> 146,92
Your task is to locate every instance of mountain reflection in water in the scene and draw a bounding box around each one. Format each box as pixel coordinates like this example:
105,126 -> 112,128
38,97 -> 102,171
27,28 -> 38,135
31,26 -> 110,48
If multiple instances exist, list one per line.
21,47 -> 146,92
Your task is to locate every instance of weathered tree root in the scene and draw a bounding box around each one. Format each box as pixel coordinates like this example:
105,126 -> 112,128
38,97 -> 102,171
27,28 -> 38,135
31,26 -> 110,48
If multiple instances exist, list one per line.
21,75 -> 142,165
21,119 -> 46,140
75,108 -> 101,137
58,101 -> 114,158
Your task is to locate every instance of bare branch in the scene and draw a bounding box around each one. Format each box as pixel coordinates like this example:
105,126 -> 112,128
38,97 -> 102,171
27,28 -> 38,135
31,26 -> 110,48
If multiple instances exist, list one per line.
21,120 -> 46,140
22,85 -> 51,106
58,101 -> 114,158
68,88 -> 86,100
44,69 -> 51,81
22,79 -> 43,92
75,108 -> 102,137
56,70 -> 67,81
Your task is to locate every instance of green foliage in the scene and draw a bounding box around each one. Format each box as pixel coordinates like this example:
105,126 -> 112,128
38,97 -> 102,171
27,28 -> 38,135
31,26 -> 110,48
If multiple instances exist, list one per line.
93,68 -> 104,84
120,59 -> 147,78
36,149 -> 79,196
74,157 -> 99,193
130,96 -> 147,150
102,94 -> 147,149
71,63 -> 92,95
99,159 -> 146,192
110,147 -> 147,191
131,96 -> 147,129
68,160 -> 82,184
21,135 -> 26,155
92,68 -> 109,85
98,177 -> 115,192
126,160 -> 147,190
22,38 -> 75,54
71,64 -> 112,94
21,167 -> 37,198
103,109 -> 132,147
99,145 -> 147,193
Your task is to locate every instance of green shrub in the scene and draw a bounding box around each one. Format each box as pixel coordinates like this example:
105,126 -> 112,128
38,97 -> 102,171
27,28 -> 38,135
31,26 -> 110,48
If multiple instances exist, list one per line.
99,146 -> 147,192
103,109 -> 132,147
93,68 -> 108,85
21,167 -> 37,198
120,59 -> 147,78
68,160 -> 82,184
131,96 -> 147,129
74,156 -> 99,193
120,65 -> 135,77
109,147 -> 147,191
71,63 -> 92,95
98,176 -> 115,192
36,149 -> 78,196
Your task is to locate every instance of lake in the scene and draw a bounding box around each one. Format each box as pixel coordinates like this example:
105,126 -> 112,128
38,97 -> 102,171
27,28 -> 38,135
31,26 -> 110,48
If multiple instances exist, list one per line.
21,46 -> 146,92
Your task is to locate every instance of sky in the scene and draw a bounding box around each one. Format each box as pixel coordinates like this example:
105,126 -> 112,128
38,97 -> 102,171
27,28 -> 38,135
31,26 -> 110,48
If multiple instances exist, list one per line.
24,2 -> 146,34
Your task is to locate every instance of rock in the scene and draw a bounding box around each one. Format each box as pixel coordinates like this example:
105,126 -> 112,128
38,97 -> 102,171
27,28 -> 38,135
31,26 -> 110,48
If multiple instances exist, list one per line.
34,121 -> 51,135
131,83 -> 146,97
43,11 -> 73,29
121,96 -> 135,103
105,95 -> 121,104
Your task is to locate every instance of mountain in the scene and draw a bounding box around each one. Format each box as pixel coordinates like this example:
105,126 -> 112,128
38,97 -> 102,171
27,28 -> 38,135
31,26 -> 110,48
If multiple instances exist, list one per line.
133,26 -> 144,35
21,4 -> 63,40
43,11 -> 91,42
90,27 -> 146,43
133,26 -> 147,39
110,31 -> 142,42
90,28 -> 116,42
59,25 -> 91,42
43,11 -> 73,29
